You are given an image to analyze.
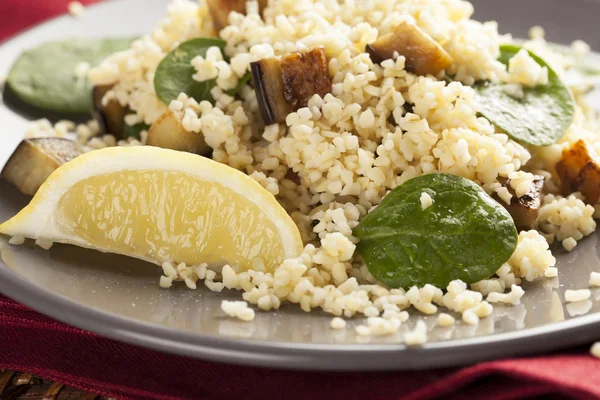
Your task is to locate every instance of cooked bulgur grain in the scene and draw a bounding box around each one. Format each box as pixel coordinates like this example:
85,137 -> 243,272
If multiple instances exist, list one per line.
68,1 -> 85,17
8,236 -> 25,246
437,313 -> 456,327
590,272 -> 600,287
590,342 -> 600,358
221,300 -> 256,321
403,320 -> 428,346
420,192 -> 433,210
34,238 -> 53,250
544,267 -> 559,278
565,289 -> 592,303
330,317 -> 346,330
486,285 -> 525,306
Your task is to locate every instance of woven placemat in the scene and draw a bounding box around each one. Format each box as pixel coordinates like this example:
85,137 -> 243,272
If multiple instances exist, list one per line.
0,370 -> 111,400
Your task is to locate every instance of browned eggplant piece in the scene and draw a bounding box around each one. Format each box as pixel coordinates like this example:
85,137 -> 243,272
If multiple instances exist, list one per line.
281,48 -> 332,110
366,22 -> 453,76
251,57 -> 290,125
556,139 -> 600,204
207,0 -> 246,32
92,84 -> 128,139
2,138 -> 84,196
146,109 -> 210,155
493,175 -> 545,231
251,48 -> 331,125
207,0 -> 269,32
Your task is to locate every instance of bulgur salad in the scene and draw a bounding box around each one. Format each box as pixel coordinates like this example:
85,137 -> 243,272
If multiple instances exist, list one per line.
1,0 -> 600,346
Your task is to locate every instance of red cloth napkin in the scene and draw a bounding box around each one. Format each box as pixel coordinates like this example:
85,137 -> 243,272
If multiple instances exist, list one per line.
2,2 -> 600,399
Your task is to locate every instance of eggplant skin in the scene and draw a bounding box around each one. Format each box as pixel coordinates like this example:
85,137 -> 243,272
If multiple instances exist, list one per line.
252,48 -> 331,125
366,22 -> 453,76
556,139 -> 600,205
251,57 -> 291,125
147,109 -> 210,155
281,48 -> 332,110
92,84 -> 128,139
207,0 -> 269,32
494,175 -> 544,231
2,138 -> 84,196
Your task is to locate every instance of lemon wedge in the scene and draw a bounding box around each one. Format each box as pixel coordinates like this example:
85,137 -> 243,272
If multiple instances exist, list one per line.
0,146 -> 303,271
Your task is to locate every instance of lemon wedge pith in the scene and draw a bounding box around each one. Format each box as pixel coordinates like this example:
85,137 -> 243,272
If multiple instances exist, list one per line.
0,146 -> 303,270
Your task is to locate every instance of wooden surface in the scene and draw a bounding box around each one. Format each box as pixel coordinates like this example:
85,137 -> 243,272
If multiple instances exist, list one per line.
0,370 -> 111,400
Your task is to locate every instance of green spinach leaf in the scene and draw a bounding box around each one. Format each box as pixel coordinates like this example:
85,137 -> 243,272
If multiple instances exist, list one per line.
7,37 -> 135,114
123,123 -> 150,140
353,173 -> 518,289
225,72 -> 251,96
154,38 -> 226,105
475,44 -> 575,147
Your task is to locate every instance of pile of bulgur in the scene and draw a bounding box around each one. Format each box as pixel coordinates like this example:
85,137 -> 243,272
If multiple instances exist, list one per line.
22,0 -> 600,343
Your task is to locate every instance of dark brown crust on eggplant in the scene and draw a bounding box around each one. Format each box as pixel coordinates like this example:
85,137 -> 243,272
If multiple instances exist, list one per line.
92,84 -> 128,139
556,139 -> 600,204
366,22 -> 453,76
2,138 -> 84,196
493,175 -> 544,231
281,48 -> 332,110
252,48 -> 331,125
208,0 -> 269,32
365,44 -> 385,65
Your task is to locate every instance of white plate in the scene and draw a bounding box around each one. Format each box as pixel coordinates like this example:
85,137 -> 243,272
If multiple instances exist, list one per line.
1,0 -> 600,371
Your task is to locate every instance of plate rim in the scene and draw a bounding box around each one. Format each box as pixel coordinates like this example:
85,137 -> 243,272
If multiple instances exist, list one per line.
3,256 -> 600,371
1,0 -> 600,371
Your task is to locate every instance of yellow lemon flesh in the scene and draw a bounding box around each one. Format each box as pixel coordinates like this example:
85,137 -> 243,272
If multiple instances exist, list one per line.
0,146 -> 303,271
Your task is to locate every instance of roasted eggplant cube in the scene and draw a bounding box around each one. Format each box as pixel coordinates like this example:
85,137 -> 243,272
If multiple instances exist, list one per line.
556,139 -> 600,204
92,84 -> 128,139
207,0 -> 268,32
147,109 -> 210,155
251,57 -> 291,125
366,22 -> 453,76
2,138 -> 84,196
494,176 -> 544,231
281,48 -> 332,110
252,48 -> 331,125
207,0 -> 246,32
